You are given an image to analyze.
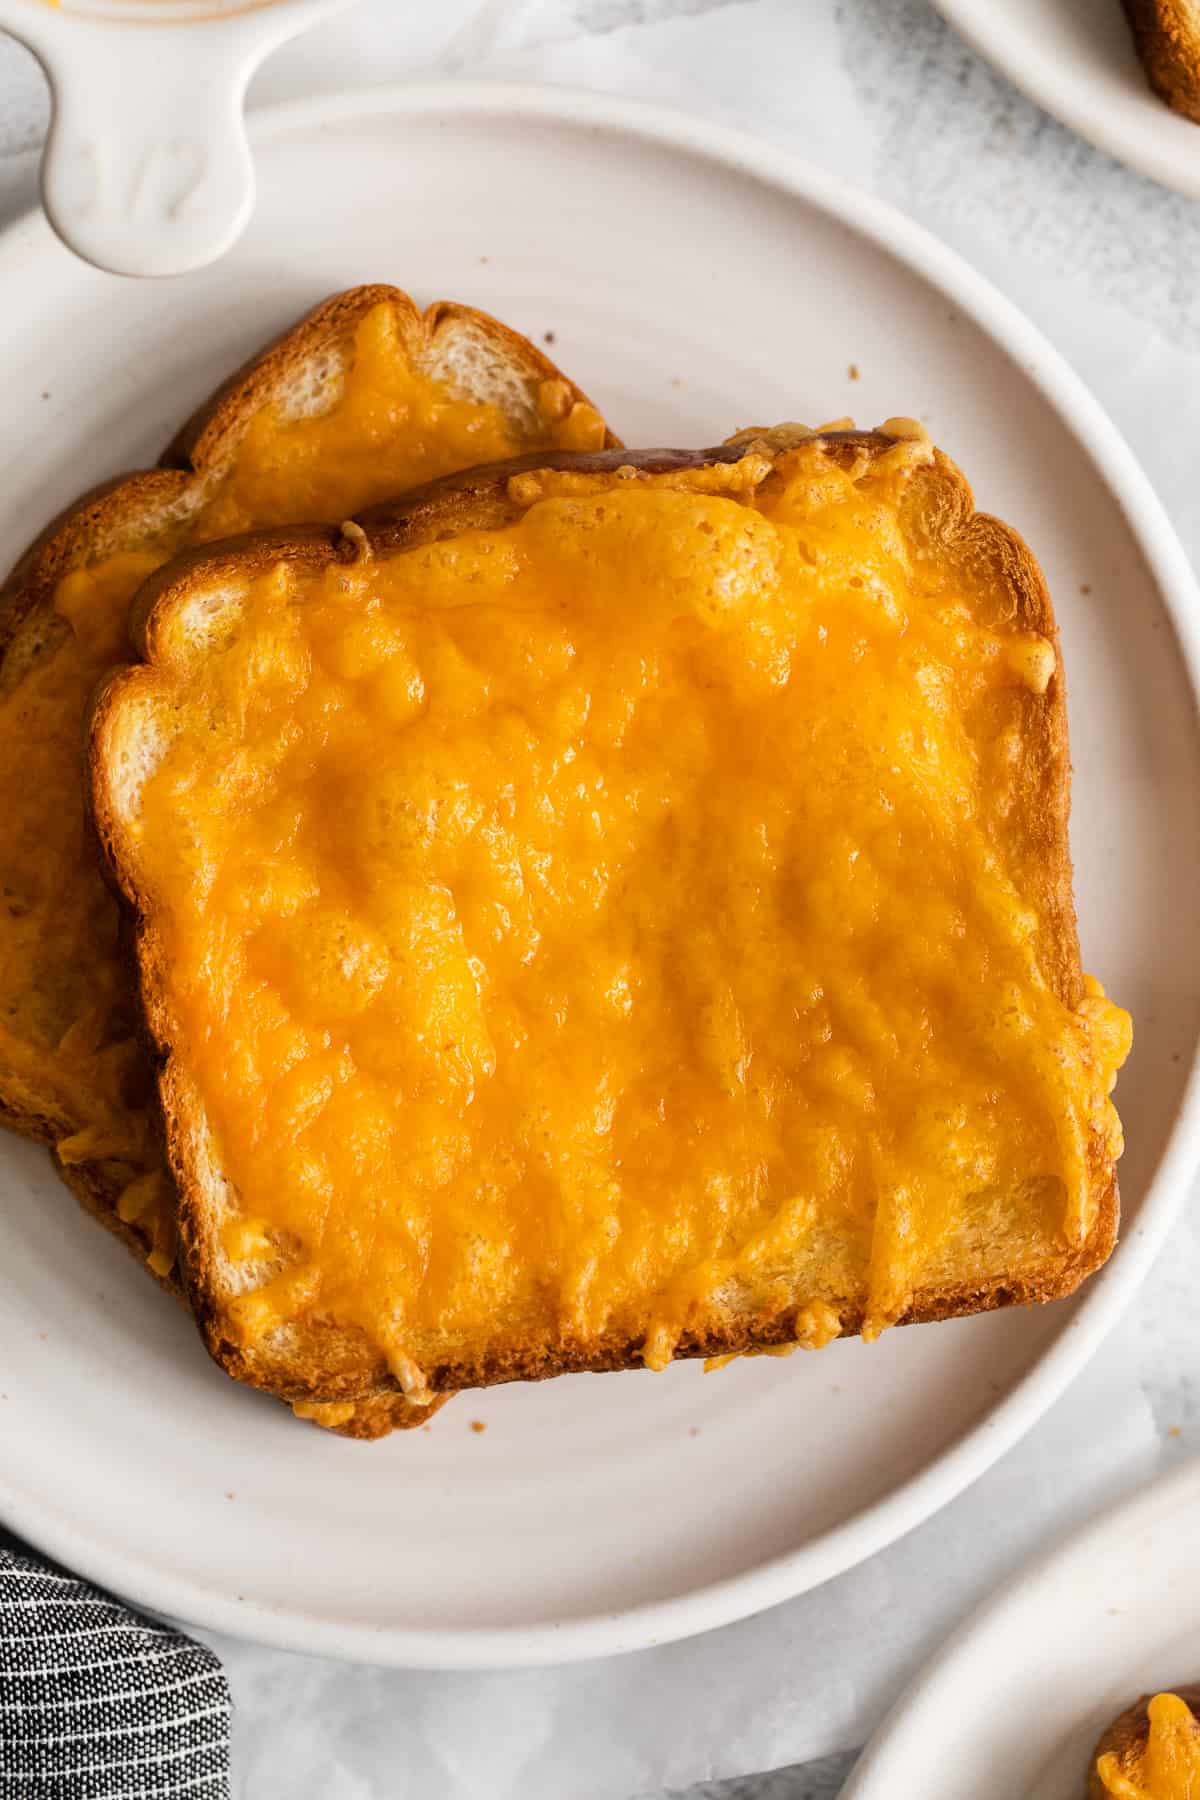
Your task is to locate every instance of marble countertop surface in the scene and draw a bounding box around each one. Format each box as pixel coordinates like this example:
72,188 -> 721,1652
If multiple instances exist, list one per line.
2,3 -> 1200,1797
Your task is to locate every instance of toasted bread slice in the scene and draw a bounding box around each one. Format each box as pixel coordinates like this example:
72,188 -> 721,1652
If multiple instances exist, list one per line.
91,427 -> 1130,1413
0,286 -> 618,1436
1090,1685 -> 1200,1795
1124,0 -> 1200,120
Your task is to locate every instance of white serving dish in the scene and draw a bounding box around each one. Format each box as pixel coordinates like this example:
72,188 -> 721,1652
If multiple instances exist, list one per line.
933,0 -> 1200,200
846,1458 -> 1200,1798
0,82 -> 1198,1667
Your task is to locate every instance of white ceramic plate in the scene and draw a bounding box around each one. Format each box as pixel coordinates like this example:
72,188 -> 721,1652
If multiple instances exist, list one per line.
845,1457 -> 1200,1798
1,83 -> 1199,1670
932,0 -> 1200,198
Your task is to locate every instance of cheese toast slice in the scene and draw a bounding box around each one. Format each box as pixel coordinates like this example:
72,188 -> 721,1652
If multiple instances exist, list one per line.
90,427 -> 1130,1414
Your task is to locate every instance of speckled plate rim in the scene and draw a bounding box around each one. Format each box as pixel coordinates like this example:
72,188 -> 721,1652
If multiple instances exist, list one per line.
1,80 -> 1199,1669
932,0 -> 1200,200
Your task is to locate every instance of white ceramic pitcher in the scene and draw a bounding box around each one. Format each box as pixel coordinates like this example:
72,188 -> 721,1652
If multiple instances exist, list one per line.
0,0 -> 361,276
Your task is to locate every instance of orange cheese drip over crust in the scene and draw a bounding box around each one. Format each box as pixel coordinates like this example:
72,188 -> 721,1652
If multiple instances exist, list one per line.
1097,1694 -> 1200,1798
0,302 -> 603,1257
132,445 -> 1130,1384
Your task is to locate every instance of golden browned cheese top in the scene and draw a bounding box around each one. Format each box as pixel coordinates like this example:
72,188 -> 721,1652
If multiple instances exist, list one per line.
128,438 -> 1130,1397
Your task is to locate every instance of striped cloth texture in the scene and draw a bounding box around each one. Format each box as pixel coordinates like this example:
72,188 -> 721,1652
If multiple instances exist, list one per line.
0,1544 -> 230,1800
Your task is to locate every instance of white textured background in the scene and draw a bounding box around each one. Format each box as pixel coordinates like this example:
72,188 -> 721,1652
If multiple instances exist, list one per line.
3,4 -> 1200,1798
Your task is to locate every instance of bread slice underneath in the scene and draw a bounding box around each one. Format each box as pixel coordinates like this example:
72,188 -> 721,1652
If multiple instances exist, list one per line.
91,426 -> 1130,1413
1124,0 -> 1200,120
0,286 -> 618,1438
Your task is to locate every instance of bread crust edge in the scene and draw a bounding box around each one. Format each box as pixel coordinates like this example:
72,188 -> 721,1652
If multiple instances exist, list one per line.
1123,0 -> 1200,122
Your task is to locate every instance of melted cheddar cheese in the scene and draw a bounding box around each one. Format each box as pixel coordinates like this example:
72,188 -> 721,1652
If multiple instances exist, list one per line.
0,301 -> 606,1269
192,308 -> 604,542
1097,1694 -> 1200,1798
129,440 -> 1130,1391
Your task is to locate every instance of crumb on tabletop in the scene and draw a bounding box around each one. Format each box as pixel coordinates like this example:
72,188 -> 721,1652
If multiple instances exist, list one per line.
1080,583 -> 1092,595
470,1419 -> 487,1434
848,363 -> 860,380
544,330 -> 556,345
